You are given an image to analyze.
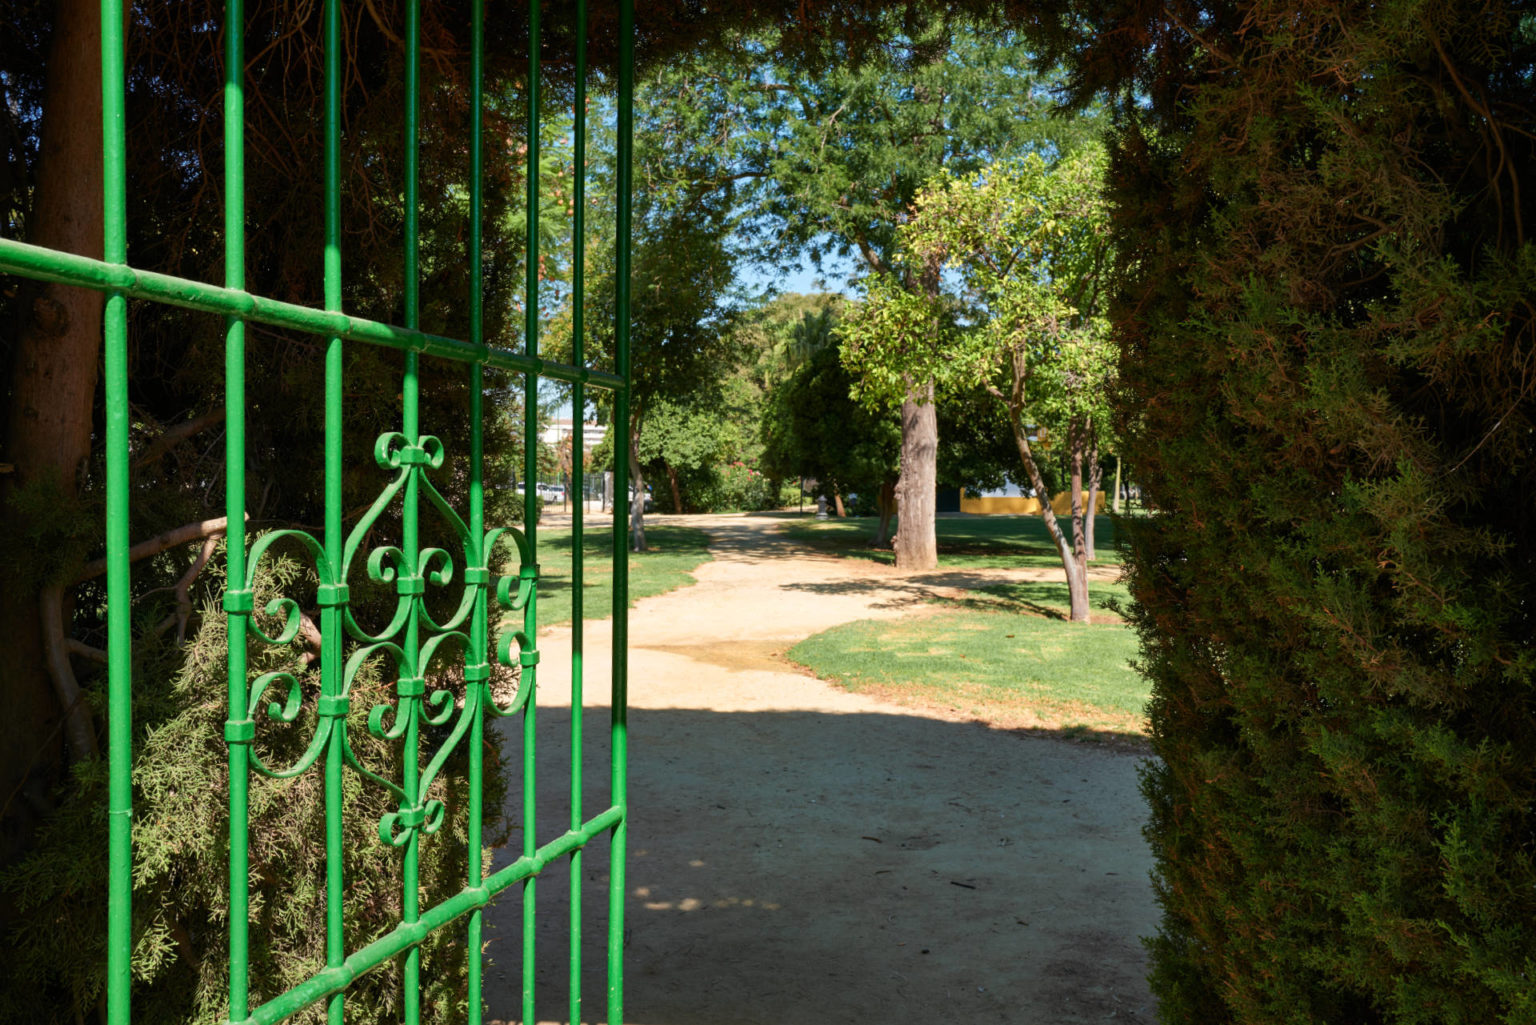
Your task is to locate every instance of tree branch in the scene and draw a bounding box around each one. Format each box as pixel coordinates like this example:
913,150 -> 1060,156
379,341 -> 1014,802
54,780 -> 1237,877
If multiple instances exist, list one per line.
131,408 -> 226,469
39,584 -> 96,762
75,514 -> 240,583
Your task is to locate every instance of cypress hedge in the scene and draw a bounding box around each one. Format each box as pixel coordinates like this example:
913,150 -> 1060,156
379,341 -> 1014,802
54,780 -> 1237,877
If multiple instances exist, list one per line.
1046,2 -> 1536,1020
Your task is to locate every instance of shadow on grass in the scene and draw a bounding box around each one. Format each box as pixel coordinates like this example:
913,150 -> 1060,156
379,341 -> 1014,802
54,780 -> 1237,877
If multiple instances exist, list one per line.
767,513 -> 1123,570
778,572 -> 1130,621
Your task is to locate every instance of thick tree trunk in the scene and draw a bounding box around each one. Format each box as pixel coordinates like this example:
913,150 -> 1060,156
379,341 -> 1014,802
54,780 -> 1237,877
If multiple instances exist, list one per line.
832,491 -> 846,517
1084,427 -> 1101,561
664,461 -> 683,514
893,379 -> 939,571
628,417 -> 645,552
0,0 -> 108,886
871,476 -> 896,548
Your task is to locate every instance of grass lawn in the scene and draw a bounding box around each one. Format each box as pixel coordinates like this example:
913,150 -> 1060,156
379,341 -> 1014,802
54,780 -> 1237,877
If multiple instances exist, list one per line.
788,610 -> 1147,738
782,513 -> 1146,739
964,578 -> 1133,619
504,524 -> 713,628
767,511 -> 1123,570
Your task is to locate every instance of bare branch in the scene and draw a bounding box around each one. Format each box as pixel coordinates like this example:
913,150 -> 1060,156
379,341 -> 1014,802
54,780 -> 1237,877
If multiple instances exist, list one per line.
39,584 -> 97,762
131,409 -> 226,470
67,639 -> 107,663
76,514 -> 242,583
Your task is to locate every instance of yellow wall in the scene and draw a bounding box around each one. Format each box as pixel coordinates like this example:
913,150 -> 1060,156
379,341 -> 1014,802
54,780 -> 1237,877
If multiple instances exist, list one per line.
959,490 -> 1106,516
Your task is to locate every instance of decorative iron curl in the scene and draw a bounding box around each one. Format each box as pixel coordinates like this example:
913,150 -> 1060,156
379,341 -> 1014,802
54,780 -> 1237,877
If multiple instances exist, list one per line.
488,627 -> 537,718
415,545 -> 477,635
372,431 -> 445,471
245,671 -> 332,779
414,632 -> 477,791
485,526 -> 535,612
242,528 -> 331,646
338,641 -> 411,804
340,456 -> 411,644
377,799 -> 447,848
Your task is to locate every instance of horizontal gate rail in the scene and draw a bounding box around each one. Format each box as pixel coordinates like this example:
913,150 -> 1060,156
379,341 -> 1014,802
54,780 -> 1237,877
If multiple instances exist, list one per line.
0,240 -> 627,390
240,806 -> 625,1025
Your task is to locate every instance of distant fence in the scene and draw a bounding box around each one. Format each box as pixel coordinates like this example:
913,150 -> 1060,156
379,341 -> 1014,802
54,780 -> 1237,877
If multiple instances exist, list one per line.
959,490 -> 1106,516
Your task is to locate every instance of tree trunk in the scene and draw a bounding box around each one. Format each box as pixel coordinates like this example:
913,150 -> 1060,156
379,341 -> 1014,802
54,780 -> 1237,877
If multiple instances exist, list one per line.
664,461 -> 683,514
893,379 -> 939,571
1111,454 -> 1123,515
871,476 -> 897,548
832,492 -> 846,517
1084,426 -> 1101,561
1007,405 -> 1089,623
1068,417 -> 1090,622
0,0 -> 109,889
628,416 -> 646,552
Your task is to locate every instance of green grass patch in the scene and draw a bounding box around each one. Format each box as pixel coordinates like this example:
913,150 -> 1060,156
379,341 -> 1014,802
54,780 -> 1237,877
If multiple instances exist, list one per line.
767,512 -> 1122,570
788,610 -> 1147,737
511,524 -> 713,628
963,578 -> 1134,619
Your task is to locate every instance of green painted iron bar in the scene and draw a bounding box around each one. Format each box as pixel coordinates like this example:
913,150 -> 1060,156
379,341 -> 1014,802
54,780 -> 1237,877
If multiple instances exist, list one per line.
401,3 -> 424,1021
569,4 -> 587,1023
102,0 -> 133,1020
0,240 -> 626,391
222,1 -> 252,1022
320,1 -> 346,1023
608,2 -> 634,1022
465,1 -> 487,1023
522,4 -> 542,1022
238,806 -> 625,1025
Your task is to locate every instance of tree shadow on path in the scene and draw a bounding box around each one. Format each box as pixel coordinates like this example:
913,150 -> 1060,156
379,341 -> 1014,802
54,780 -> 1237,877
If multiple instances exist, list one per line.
483,704 -> 1158,1025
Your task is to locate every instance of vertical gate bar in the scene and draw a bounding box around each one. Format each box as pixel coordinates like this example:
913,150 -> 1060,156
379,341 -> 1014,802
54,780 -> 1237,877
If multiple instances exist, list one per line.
569,3 -> 587,1022
608,1 -> 634,1021
321,0 -> 347,1022
522,5 -> 542,1023
466,1 -> 487,1024
223,1 -> 251,1021
402,2 -> 424,1023
102,0 -> 132,1019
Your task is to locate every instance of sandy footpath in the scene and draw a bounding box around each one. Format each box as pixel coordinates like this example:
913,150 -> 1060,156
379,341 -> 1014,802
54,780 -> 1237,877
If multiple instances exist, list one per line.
484,513 -> 1158,1024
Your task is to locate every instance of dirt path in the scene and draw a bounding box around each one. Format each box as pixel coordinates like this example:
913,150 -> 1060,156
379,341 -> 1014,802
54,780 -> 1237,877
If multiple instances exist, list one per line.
484,514 -> 1158,1024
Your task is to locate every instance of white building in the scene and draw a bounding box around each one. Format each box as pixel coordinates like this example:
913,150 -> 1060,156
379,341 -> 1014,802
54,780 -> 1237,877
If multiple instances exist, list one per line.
538,418 -> 607,455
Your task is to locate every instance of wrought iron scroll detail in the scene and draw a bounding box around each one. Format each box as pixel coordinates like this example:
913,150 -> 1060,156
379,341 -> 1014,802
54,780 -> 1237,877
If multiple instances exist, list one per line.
222,431 -> 536,846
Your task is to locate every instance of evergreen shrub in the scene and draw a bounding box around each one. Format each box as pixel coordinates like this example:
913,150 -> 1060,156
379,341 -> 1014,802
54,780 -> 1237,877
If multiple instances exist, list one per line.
1065,3 -> 1536,1021
1,543 -> 511,1024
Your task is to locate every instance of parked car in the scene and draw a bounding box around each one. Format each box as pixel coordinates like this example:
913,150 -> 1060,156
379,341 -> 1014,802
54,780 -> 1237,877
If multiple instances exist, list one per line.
537,483 -> 565,503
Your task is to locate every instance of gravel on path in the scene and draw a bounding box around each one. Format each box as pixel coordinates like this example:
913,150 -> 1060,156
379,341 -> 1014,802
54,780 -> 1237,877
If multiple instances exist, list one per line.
484,513 -> 1158,1025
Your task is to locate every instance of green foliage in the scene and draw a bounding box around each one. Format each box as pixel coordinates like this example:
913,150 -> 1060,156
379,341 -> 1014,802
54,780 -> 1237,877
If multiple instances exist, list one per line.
739,15 -> 1064,280
760,333 -> 901,503
2,543 -> 508,1024
1043,2 -> 1536,1021
842,144 -> 1114,434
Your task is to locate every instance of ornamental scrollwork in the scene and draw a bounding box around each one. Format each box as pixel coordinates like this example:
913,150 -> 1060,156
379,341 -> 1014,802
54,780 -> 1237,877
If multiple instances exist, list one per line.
223,430 -> 537,847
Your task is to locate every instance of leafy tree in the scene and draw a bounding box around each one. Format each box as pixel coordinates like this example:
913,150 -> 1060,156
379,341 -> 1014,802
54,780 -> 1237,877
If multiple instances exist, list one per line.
761,326 -> 903,541
734,14 -> 1059,570
840,144 -> 1113,620
553,58 -> 746,549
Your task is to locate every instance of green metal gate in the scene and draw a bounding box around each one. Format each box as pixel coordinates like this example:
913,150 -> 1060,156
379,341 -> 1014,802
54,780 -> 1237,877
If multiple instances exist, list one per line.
0,0 -> 632,1021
